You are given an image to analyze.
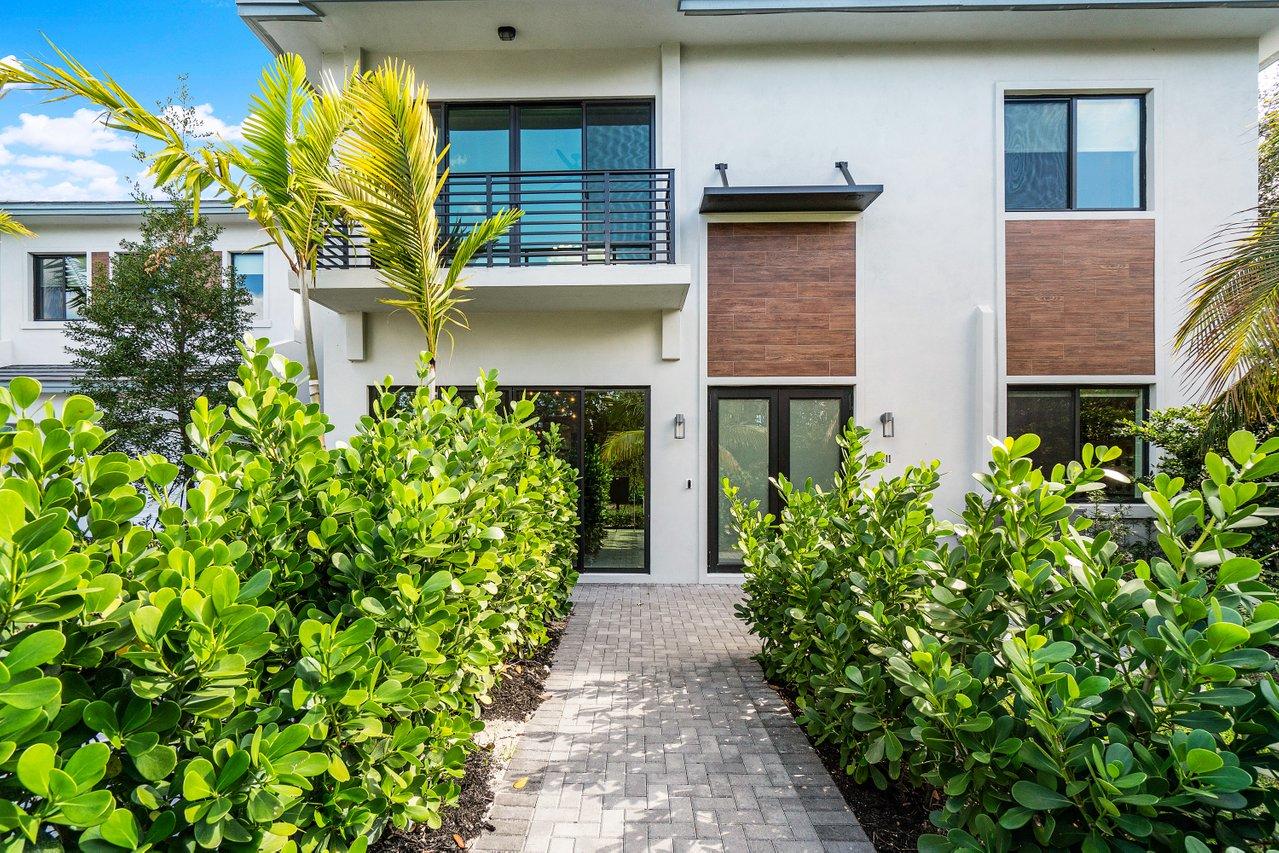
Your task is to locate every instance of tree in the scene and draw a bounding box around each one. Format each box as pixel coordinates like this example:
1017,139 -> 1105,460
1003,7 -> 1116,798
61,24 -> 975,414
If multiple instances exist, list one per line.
0,46 -> 351,408
317,61 -> 520,395
67,198 -> 250,465
1175,81 -> 1279,427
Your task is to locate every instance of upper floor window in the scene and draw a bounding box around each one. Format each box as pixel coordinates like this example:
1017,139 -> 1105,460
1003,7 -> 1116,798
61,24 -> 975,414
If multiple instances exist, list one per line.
431,101 -> 654,173
1005,94 -> 1145,212
33,254 -> 87,321
230,251 -> 266,323
1006,385 -> 1147,500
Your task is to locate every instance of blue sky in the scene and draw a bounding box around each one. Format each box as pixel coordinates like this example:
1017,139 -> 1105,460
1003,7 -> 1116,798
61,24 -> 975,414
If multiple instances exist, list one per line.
0,0 -> 270,200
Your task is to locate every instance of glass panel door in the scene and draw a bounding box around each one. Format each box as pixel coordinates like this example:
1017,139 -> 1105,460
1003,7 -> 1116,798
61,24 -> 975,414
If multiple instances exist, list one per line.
785,396 -> 843,490
512,386 -> 649,574
517,105 -> 584,263
713,396 -> 773,569
709,387 -> 851,573
584,389 -> 647,572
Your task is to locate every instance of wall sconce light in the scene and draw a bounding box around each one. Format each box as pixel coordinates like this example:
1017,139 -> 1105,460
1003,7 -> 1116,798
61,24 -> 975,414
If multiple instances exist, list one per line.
674,413 -> 686,440
498,25 -> 518,41
879,411 -> 895,438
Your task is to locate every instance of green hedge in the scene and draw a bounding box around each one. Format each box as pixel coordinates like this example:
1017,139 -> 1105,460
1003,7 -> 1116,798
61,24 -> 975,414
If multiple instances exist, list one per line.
0,340 -> 579,851
732,426 -> 1279,852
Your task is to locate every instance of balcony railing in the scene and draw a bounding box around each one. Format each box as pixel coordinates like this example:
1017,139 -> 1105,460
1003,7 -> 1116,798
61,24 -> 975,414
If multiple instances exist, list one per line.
318,168 -> 675,269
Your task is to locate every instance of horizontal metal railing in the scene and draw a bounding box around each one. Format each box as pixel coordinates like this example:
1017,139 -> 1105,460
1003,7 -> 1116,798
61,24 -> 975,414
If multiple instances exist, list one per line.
318,168 -> 675,269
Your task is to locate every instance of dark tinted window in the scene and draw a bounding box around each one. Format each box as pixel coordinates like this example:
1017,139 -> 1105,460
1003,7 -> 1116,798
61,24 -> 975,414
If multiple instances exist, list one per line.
586,103 -> 652,171
33,254 -> 87,321
1007,386 -> 1146,499
1005,94 -> 1144,211
1005,100 -> 1068,211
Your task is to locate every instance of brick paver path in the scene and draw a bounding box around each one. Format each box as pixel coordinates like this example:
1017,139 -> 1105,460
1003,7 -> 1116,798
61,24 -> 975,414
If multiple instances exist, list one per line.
473,585 -> 874,853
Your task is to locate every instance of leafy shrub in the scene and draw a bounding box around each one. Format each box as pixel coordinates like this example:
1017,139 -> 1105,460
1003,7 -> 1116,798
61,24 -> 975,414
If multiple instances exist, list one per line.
734,425 -> 1279,851
0,340 -> 578,851
1127,405 -> 1278,580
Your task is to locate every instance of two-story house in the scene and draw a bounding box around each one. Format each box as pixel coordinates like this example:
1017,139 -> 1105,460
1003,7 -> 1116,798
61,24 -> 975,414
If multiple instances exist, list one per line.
0,200 -> 301,406
3,0 -> 1276,585
234,0 -> 1279,584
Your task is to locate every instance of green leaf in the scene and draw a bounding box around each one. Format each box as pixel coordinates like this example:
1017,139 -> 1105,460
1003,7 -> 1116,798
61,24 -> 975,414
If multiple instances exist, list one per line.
1228,430 -> 1257,465
134,745 -> 177,782
1185,748 -> 1224,775
99,808 -> 139,848
4,630 -> 66,674
182,758 -> 215,801
56,790 -> 113,826
17,743 -> 55,797
0,677 -> 61,710
9,376 -> 41,409
1205,622 -> 1250,652
431,486 -> 462,505
423,570 -> 452,594
1216,557 -> 1261,587
1011,780 -> 1072,810
64,743 -> 110,790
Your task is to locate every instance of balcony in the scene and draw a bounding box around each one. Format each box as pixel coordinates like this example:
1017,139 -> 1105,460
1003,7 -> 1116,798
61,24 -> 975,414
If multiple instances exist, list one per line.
309,168 -> 689,314
318,168 -> 675,269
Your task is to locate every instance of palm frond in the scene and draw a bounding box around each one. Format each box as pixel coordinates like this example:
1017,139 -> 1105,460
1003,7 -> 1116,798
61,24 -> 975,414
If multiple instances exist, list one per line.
600,429 -> 646,466
0,212 -> 34,237
318,61 -> 519,352
1176,211 -> 1279,422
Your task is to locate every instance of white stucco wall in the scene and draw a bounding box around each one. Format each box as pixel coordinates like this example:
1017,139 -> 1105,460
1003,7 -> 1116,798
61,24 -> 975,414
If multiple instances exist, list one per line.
306,37 -> 1258,583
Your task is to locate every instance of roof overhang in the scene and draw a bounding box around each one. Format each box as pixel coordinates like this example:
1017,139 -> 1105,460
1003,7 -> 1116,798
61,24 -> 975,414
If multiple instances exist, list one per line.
700,184 -> 883,214
0,200 -> 245,226
679,0 -> 1279,12
237,0 -> 1279,63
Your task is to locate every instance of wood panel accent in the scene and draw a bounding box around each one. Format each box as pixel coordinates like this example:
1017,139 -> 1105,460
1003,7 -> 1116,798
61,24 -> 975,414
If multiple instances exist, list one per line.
707,221 -> 855,377
90,252 -> 110,290
1005,219 -> 1155,376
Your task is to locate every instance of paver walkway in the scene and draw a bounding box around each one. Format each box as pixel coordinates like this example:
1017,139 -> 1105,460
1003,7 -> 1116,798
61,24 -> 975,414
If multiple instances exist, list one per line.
472,585 -> 873,853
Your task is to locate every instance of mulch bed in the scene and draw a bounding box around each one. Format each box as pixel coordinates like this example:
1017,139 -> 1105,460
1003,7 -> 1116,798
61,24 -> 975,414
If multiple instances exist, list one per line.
372,615 -> 569,853
770,682 -> 937,853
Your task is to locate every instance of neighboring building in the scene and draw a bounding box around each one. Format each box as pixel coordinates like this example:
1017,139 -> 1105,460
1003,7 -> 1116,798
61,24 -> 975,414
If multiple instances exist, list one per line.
0,200 -> 300,407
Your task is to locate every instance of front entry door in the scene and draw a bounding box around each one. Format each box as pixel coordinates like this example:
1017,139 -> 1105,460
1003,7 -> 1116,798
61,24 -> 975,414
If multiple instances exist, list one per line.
708,387 -> 852,573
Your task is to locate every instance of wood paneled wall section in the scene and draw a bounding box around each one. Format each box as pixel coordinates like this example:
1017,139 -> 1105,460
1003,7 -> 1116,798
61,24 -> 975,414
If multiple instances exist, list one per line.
1005,219 -> 1155,376
706,222 -> 855,377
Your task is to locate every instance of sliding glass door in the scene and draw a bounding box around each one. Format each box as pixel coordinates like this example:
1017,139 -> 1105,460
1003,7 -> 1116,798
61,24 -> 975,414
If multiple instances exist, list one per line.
708,387 -> 852,573
509,387 -> 650,574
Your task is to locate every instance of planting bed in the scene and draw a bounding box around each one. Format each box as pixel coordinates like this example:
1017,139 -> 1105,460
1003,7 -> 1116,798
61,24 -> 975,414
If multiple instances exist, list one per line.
772,682 -> 934,853
375,614 -> 570,852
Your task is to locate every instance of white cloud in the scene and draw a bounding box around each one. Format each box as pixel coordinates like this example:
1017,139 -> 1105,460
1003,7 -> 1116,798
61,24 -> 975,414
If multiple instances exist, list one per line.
0,100 -> 242,201
0,108 -> 132,157
0,151 -> 127,200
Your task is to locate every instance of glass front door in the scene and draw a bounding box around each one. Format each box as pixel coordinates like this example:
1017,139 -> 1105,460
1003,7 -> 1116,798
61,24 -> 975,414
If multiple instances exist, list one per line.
512,387 -> 649,574
708,387 -> 852,573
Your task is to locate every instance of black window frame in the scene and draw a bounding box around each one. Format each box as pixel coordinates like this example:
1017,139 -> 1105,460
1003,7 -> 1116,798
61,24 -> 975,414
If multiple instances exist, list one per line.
1006,384 -> 1150,501
368,382 -> 652,575
431,99 -> 656,174
707,386 -> 854,573
1005,93 -> 1147,212
31,253 -> 88,322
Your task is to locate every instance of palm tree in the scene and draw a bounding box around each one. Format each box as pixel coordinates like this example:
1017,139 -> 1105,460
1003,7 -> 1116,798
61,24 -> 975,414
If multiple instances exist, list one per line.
1175,213 -> 1279,428
316,61 -> 520,395
0,46 -> 352,407
0,213 -> 33,237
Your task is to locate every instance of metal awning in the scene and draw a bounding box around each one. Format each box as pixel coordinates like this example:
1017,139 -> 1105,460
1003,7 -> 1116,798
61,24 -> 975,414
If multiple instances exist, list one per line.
700,184 -> 883,213
699,161 -> 883,213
